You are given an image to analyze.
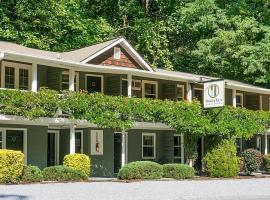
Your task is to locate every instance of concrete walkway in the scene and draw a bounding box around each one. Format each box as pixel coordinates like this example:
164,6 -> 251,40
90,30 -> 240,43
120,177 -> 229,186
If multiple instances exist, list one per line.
0,178 -> 270,200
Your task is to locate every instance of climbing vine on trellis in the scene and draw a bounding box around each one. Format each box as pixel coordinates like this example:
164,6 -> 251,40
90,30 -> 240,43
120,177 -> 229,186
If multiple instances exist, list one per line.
0,88 -> 270,158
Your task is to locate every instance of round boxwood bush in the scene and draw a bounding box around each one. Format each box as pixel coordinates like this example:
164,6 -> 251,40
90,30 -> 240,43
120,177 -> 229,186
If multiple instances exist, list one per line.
0,149 -> 24,183
21,165 -> 43,183
118,161 -> 163,180
63,153 -> 91,176
241,148 -> 263,174
203,140 -> 239,177
163,164 -> 194,179
43,165 -> 88,182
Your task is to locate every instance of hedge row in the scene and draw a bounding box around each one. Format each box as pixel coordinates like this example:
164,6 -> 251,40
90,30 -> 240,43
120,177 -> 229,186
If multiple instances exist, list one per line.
0,150 -> 90,183
118,161 -> 195,180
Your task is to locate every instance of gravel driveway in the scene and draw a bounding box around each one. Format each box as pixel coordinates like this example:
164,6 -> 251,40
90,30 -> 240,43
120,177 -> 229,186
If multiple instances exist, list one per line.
0,178 -> 270,200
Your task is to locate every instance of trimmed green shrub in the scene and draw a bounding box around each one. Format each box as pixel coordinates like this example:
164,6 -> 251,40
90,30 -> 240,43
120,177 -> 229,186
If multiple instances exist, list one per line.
203,140 -> 239,177
264,154 -> 270,172
118,161 -> 163,180
21,165 -> 43,183
241,149 -> 263,174
238,157 -> 245,172
0,149 -> 24,183
43,165 -> 88,182
63,153 -> 91,176
163,164 -> 194,179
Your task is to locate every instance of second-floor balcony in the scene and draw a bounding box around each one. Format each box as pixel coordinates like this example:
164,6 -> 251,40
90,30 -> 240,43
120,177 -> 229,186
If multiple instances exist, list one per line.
1,60 -> 270,112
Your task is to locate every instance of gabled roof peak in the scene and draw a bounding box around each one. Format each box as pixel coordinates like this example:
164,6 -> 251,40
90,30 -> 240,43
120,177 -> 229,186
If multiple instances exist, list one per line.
0,37 -> 154,71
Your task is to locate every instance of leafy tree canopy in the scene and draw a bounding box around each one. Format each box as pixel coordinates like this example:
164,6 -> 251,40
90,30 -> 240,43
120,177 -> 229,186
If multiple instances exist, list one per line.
1,0 -> 270,86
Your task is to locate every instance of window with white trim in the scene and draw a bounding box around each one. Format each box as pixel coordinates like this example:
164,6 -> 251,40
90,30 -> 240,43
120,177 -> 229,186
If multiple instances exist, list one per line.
114,47 -> 121,59
142,80 -> 158,99
236,93 -> 243,107
174,135 -> 181,158
61,71 -> 79,91
2,62 -> 31,90
142,133 -> 156,159
176,85 -> 184,101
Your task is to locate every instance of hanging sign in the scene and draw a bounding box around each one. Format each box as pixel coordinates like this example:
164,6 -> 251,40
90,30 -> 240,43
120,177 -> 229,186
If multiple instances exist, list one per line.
203,79 -> 225,108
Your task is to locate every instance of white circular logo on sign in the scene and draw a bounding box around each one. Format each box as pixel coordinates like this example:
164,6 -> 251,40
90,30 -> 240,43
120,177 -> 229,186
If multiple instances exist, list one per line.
208,84 -> 219,98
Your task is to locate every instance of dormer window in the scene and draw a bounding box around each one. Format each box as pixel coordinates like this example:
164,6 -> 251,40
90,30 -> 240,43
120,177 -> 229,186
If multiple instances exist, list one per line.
114,47 -> 121,59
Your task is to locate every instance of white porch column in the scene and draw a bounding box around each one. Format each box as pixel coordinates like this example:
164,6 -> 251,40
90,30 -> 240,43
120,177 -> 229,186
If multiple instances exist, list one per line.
121,131 -> 127,167
265,132 -> 268,155
31,63 -> 38,92
69,69 -> 75,91
181,133 -> 184,164
70,124 -> 76,154
259,95 -> 263,111
127,74 -> 132,98
232,89 -> 237,107
186,83 -> 192,102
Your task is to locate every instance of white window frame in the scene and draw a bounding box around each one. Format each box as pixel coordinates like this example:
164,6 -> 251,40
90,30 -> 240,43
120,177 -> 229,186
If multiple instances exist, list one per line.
173,134 -> 181,158
75,130 -> 83,153
114,47 -> 121,59
0,128 -> 27,164
61,71 -> 79,91
142,80 -> 158,99
1,61 -> 32,90
236,93 -> 244,107
85,74 -> 104,93
142,133 -> 156,159
122,79 -> 141,91
48,130 -> 60,165
176,84 -> 185,101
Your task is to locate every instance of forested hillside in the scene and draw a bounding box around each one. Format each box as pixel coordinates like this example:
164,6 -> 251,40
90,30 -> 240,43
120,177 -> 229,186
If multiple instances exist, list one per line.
1,0 -> 270,87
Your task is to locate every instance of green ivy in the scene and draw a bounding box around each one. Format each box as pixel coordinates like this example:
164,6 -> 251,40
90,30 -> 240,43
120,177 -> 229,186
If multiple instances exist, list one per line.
0,88 -> 269,157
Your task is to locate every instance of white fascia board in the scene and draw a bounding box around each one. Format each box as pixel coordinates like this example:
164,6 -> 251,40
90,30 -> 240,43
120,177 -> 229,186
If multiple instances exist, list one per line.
226,82 -> 270,95
3,50 -> 270,95
0,114 -> 174,130
3,50 -> 195,83
81,38 -> 155,72
120,39 -> 155,72
0,114 -> 96,128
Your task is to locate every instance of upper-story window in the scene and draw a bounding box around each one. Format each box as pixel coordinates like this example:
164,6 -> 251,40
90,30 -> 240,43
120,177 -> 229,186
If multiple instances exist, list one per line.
114,47 -> 121,59
61,71 -> 79,91
176,84 -> 184,101
1,61 -> 31,90
142,80 -> 158,99
236,93 -> 243,107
